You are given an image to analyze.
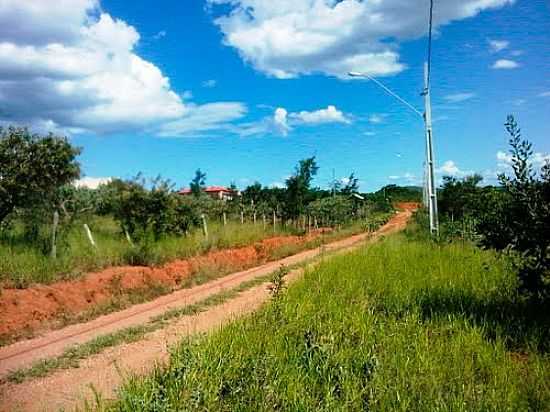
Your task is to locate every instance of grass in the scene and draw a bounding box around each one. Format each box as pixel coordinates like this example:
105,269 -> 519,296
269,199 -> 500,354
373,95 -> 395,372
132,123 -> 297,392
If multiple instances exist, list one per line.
0,216 -> 301,287
102,233 -> 550,411
0,213 -> 391,347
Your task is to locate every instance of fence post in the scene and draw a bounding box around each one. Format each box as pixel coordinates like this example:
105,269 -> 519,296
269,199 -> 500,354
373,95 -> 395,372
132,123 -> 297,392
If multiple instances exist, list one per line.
241,211 -> 244,225
223,211 -> 227,226
51,210 -> 59,258
201,214 -> 208,239
263,214 -> 266,230
272,210 -> 276,233
124,229 -> 134,246
253,211 -> 257,225
83,223 -> 97,248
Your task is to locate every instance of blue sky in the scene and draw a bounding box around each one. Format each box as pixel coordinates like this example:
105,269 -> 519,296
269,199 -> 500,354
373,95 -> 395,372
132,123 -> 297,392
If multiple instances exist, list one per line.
1,0 -> 549,191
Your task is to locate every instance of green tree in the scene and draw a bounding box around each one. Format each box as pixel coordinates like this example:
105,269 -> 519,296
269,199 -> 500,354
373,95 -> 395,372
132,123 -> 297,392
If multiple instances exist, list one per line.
340,172 -> 359,195
0,127 -> 81,224
438,174 -> 484,221
477,116 -> 550,298
284,157 -> 318,221
190,169 -> 206,196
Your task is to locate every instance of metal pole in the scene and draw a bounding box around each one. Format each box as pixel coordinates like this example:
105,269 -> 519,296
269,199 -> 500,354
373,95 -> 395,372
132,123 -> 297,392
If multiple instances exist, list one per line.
423,62 -> 439,235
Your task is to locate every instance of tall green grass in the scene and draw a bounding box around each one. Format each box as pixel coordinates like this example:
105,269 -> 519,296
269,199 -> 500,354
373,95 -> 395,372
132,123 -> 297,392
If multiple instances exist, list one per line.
0,217 -> 299,287
106,235 -> 550,411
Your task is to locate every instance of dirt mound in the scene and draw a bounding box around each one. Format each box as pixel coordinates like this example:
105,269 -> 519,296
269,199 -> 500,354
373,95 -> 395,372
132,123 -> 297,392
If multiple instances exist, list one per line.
0,234 -> 308,342
395,202 -> 420,211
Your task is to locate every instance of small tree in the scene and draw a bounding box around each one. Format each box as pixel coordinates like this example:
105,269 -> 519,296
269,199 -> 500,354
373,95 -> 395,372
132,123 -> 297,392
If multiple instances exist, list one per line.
0,127 -> 81,224
284,157 -> 318,221
340,172 -> 359,195
477,116 -> 550,298
190,169 -> 206,197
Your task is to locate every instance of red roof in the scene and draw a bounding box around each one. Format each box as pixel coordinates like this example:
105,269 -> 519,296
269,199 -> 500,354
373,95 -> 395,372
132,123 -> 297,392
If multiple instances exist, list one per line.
178,186 -> 235,195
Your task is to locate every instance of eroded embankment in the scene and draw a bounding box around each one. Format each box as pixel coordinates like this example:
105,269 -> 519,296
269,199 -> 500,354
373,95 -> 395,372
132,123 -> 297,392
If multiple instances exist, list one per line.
0,233 -> 321,342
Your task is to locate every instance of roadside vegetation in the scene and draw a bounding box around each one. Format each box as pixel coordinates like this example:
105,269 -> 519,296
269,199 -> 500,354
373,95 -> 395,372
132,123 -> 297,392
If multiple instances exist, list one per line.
0,127 -> 411,288
103,232 -> 549,411
96,115 -> 549,411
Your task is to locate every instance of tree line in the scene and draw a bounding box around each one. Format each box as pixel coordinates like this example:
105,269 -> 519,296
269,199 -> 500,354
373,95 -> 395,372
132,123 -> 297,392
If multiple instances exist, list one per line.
436,116 -> 549,299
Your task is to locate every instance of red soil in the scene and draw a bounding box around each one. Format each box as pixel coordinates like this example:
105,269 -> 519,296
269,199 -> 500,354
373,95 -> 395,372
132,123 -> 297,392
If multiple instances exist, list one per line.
0,234 -> 314,342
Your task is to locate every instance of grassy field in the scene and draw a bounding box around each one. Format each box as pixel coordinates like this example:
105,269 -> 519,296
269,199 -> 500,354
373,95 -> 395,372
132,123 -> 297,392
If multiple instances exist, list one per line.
0,216 -> 300,287
104,232 -> 550,411
0,214 -> 391,288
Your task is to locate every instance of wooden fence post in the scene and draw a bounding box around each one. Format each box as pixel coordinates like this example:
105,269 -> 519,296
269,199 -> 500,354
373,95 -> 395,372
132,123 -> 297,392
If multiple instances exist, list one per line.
223,211 -> 227,226
51,210 -> 59,258
241,211 -> 244,225
201,214 -> 208,239
83,223 -> 97,248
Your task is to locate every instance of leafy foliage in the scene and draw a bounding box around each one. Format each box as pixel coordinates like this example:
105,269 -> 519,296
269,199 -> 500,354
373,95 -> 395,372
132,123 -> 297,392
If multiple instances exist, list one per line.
437,116 -> 550,298
284,157 -> 319,220
0,127 -> 81,224
190,169 -> 206,196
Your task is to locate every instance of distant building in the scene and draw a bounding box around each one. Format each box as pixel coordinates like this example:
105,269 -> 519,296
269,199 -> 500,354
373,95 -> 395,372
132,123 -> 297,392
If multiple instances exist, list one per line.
178,186 -> 239,201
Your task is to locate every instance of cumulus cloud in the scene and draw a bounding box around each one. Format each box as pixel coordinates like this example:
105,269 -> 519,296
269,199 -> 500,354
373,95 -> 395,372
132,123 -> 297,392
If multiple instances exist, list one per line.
444,92 -> 476,103
74,176 -> 112,189
289,105 -> 350,124
236,104 -> 350,136
539,91 -> 550,98
437,160 -> 473,177
207,0 -> 513,79
488,39 -> 509,52
0,1 -> 244,136
492,59 -> 520,69
273,107 -> 290,135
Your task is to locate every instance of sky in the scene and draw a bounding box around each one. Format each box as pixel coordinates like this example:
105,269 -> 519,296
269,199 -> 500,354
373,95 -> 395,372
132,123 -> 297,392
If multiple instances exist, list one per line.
0,0 -> 549,191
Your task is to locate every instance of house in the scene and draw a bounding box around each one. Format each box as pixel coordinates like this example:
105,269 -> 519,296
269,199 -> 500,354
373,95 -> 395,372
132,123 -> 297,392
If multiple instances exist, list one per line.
178,186 -> 239,201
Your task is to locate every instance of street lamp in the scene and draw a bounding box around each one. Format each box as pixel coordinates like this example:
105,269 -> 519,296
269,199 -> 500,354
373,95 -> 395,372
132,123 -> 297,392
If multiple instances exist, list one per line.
348,64 -> 439,235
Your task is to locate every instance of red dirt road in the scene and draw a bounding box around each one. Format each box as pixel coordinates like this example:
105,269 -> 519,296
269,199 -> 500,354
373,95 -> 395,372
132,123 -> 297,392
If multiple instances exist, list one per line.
0,208 -> 414,412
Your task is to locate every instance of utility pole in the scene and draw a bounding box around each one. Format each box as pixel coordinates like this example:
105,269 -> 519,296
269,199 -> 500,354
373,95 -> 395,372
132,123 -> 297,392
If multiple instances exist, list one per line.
422,61 -> 439,235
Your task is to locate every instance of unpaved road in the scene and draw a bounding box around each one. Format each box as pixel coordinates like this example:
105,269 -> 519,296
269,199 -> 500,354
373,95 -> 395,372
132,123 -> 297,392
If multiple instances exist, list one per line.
0,208 -> 413,411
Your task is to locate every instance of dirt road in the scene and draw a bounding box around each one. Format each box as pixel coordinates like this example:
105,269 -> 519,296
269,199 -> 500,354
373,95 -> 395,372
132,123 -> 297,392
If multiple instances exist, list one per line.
0,207 -> 413,411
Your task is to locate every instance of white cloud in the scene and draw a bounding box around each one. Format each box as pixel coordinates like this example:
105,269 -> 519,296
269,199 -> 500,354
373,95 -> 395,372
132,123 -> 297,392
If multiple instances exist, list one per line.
74,176 -> 112,189
289,105 -> 350,124
234,104 -> 351,136
202,79 -> 217,88
207,0 -> 513,79
273,107 -> 290,135
488,39 -> 509,52
0,1 -> 244,137
388,172 -> 418,184
158,102 -> 247,137
492,59 -> 520,69
510,50 -> 523,56
444,92 -> 476,103
368,114 -> 384,124
437,160 -> 473,177
364,131 -> 376,136
538,91 -> 550,98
